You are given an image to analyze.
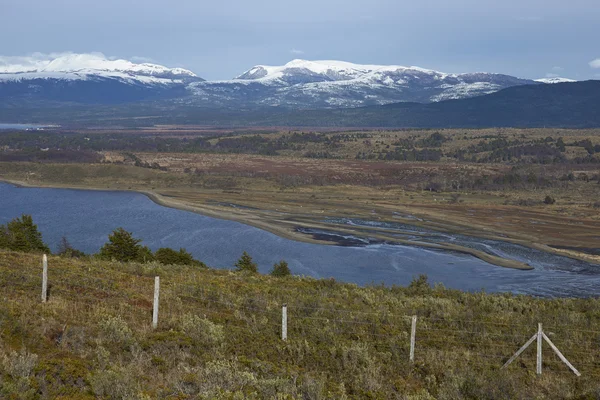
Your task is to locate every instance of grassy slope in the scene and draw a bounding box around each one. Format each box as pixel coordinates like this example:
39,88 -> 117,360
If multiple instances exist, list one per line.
1,250 -> 600,399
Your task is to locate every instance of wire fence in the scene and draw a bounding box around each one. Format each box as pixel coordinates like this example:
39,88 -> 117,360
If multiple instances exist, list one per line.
2,254 -> 600,378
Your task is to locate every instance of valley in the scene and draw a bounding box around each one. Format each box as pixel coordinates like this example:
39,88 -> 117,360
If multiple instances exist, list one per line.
1,127 -> 599,270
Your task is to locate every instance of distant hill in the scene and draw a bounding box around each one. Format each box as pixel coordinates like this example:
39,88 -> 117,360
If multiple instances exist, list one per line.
234,80 -> 600,128
1,80 -> 599,128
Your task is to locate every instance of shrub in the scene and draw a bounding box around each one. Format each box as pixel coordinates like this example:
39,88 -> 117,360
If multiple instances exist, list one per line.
56,236 -> 86,258
89,368 -> 141,399
234,251 -> 258,273
544,195 -> 556,205
195,360 -> 257,395
408,274 -> 431,294
270,260 -> 291,277
154,247 -> 204,267
180,314 -> 225,347
98,228 -> 154,263
449,193 -> 462,204
98,315 -> 134,346
1,349 -> 38,379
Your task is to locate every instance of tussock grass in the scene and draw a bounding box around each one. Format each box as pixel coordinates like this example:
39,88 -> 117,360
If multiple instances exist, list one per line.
1,249 -> 600,399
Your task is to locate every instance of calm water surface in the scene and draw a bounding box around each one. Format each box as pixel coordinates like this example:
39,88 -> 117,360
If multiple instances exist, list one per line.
1,182 -> 599,297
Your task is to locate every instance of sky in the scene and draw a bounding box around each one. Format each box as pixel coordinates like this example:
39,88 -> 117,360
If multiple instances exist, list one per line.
1,0 -> 600,81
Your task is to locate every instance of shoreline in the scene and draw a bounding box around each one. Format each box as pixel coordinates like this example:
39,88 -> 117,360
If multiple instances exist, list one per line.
0,178 -> 547,270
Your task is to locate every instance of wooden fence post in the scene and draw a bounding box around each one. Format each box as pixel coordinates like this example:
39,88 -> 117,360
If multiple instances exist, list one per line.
152,276 -> 160,329
282,304 -> 288,341
537,323 -> 543,375
410,315 -> 417,363
41,254 -> 48,303
503,322 -> 580,376
542,332 -> 581,377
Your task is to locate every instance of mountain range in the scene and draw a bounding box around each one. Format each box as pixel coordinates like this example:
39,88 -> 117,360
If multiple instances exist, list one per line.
1,53 -> 598,129
0,53 -> 565,108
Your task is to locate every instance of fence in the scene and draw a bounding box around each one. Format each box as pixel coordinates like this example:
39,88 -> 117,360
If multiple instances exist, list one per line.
4,254 -> 600,379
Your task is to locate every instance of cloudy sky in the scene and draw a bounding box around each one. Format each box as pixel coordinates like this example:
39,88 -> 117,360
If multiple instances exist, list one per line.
1,0 -> 600,80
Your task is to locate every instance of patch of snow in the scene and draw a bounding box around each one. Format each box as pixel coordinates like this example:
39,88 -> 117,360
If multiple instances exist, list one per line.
535,77 -> 577,84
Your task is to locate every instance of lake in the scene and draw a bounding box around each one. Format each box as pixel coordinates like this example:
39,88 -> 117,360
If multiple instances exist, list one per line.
1,182 -> 599,297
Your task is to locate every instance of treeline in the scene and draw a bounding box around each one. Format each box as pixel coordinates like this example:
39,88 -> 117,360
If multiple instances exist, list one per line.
0,215 -> 291,276
2,130 -> 600,165
0,131 -> 367,161
0,131 -> 349,158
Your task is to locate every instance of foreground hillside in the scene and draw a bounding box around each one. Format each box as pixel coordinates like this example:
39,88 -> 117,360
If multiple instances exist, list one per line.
1,250 -> 600,399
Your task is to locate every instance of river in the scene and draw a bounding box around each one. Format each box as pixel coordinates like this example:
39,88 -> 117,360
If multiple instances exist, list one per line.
0,182 -> 598,297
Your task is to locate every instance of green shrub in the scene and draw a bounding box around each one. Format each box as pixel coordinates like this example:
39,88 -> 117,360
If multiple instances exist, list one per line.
89,368 -> 141,399
98,228 -> 154,263
408,274 -> 431,295
180,314 -> 225,347
234,251 -> 258,273
155,247 -> 204,267
98,315 -> 134,347
270,260 -> 291,277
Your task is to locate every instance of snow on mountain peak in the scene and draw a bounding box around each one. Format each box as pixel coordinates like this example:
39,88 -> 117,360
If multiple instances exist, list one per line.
0,52 -> 198,80
535,77 -> 577,84
234,59 -> 459,84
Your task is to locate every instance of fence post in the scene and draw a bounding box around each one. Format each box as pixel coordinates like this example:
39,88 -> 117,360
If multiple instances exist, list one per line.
152,276 -> 160,329
410,315 -> 417,363
542,332 -> 581,377
537,323 -> 543,375
282,304 -> 288,341
41,254 -> 48,303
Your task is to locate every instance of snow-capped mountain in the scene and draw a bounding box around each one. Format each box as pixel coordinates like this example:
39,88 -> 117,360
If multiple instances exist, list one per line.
1,55 -> 548,108
0,53 -> 199,83
187,59 -> 540,108
0,53 -> 203,104
535,77 -> 577,84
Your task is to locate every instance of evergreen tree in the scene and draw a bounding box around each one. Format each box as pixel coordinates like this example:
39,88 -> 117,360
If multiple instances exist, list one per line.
98,228 -> 149,262
0,214 -> 50,253
155,247 -> 202,266
270,260 -> 291,277
234,251 -> 258,273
